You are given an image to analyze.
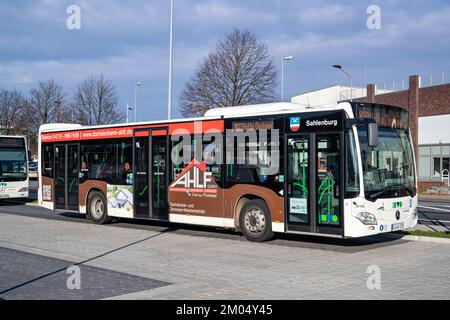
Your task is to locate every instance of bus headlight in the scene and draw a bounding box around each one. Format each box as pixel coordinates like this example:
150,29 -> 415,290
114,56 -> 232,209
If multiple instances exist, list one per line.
356,212 -> 378,225
19,187 -> 29,192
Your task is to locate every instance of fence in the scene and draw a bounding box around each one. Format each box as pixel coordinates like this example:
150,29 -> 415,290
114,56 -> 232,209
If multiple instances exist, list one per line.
375,71 -> 450,93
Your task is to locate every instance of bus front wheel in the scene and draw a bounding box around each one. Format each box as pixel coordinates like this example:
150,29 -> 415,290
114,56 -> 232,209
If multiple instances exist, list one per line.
87,191 -> 112,225
239,199 -> 274,242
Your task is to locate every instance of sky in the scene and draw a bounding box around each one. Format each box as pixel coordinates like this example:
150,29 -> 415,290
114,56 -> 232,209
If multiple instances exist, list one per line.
0,0 -> 449,122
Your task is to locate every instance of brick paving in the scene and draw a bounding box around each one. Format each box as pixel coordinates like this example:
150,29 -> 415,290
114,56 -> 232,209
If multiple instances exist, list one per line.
0,210 -> 449,300
0,247 -> 170,300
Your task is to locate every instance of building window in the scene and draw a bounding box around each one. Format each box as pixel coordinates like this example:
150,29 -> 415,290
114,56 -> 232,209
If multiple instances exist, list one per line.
433,157 -> 441,177
443,158 -> 450,174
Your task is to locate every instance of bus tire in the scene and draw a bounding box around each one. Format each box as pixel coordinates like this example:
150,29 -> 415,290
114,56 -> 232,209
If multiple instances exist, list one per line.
239,199 -> 274,242
87,191 -> 112,225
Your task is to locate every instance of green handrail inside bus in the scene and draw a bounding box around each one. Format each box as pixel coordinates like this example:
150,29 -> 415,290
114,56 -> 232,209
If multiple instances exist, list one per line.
139,185 -> 148,196
155,154 -> 160,203
294,139 -> 308,195
293,182 -> 308,194
69,178 -> 76,192
318,176 -> 337,223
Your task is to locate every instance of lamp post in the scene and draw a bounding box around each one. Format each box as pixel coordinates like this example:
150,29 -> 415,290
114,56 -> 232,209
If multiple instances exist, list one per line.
281,56 -> 294,102
168,0 -> 174,120
332,64 -> 353,102
126,104 -> 134,123
134,82 -> 142,122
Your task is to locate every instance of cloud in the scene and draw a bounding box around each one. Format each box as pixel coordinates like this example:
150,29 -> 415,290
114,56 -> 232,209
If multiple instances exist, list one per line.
192,1 -> 279,26
0,0 -> 449,121
299,4 -> 349,23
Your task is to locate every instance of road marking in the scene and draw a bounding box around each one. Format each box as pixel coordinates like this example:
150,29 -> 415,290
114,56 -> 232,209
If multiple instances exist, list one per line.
418,205 -> 450,212
419,218 -> 450,224
420,203 -> 450,208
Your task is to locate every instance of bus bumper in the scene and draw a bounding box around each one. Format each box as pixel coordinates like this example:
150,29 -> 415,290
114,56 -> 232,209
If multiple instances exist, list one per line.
344,196 -> 419,238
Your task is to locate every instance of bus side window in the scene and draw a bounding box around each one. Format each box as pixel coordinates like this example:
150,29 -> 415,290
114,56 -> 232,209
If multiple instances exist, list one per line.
80,141 -> 115,184
203,141 -> 222,184
116,139 -> 133,185
42,144 -> 54,178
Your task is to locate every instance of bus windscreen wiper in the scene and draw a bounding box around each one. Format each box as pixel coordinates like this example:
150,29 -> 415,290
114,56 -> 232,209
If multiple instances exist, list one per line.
367,184 -> 413,200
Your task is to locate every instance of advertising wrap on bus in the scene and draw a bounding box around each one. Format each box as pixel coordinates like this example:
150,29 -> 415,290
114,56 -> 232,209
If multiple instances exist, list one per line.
38,102 -> 418,242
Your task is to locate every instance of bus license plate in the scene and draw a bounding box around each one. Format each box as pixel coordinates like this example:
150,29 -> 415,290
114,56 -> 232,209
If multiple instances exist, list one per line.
391,222 -> 404,231
0,194 -> 10,199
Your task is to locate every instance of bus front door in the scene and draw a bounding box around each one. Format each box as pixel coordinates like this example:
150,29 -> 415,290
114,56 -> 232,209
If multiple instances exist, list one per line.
54,143 -> 79,211
133,128 -> 169,221
286,133 -> 343,236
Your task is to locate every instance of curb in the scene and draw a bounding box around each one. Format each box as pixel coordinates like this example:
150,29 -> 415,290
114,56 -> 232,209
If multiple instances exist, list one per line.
380,232 -> 450,244
419,196 -> 450,202
402,235 -> 450,244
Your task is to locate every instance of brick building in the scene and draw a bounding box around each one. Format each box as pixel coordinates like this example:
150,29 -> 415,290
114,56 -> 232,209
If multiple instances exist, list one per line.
353,75 -> 450,192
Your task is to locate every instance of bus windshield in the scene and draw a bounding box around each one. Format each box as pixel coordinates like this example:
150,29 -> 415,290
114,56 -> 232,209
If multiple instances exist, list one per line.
358,127 -> 416,200
0,148 -> 27,181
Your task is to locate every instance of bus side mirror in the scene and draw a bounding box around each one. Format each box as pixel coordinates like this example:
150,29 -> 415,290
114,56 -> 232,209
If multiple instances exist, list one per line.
367,123 -> 379,147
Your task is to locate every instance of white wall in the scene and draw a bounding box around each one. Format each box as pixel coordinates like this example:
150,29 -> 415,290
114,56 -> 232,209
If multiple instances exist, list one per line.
419,114 -> 450,145
291,86 -> 366,107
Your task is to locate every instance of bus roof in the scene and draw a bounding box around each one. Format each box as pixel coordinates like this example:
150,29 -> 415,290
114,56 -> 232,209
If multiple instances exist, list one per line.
39,102 -> 354,134
0,135 -> 26,139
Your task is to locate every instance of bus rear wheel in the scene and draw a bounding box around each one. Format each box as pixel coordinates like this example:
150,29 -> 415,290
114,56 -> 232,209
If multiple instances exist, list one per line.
87,191 -> 112,225
239,199 -> 274,242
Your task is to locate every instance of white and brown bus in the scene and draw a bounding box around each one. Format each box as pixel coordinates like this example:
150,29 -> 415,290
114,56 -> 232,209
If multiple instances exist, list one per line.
38,102 -> 418,241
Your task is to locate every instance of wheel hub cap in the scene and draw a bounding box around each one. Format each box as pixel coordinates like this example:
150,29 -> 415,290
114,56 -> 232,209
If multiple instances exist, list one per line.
244,208 -> 266,234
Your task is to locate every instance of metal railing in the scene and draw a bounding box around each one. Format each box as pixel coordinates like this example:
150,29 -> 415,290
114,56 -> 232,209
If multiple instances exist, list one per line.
375,79 -> 407,94
338,87 -> 367,101
420,71 -> 450,88
373,71 -> 450,93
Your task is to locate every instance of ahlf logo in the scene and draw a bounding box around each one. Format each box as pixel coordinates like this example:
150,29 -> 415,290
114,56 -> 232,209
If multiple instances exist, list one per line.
170,160 -> 213,189
290,117 -> 300,132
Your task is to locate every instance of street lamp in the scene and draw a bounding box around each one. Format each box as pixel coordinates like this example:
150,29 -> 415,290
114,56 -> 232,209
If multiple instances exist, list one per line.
126,104 -> 134,123
281,56 -> 294,102
134,82 -> 143,122
332,64 -> 353,102
168,0 -> 174,120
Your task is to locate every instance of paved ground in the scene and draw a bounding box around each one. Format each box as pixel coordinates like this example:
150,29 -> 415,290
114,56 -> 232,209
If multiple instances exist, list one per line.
0,246 -> 169,300
0,203 -> 450,300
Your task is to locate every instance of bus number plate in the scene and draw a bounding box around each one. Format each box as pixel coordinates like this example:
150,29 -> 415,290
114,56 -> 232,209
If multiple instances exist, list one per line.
391,222 -> 404,231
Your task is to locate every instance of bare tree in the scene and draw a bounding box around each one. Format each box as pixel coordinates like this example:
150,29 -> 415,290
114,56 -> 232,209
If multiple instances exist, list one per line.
179,28 -> 278,117
0,89 -> 27,135
72,75 -> 124,125
26,79 -> 66,129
